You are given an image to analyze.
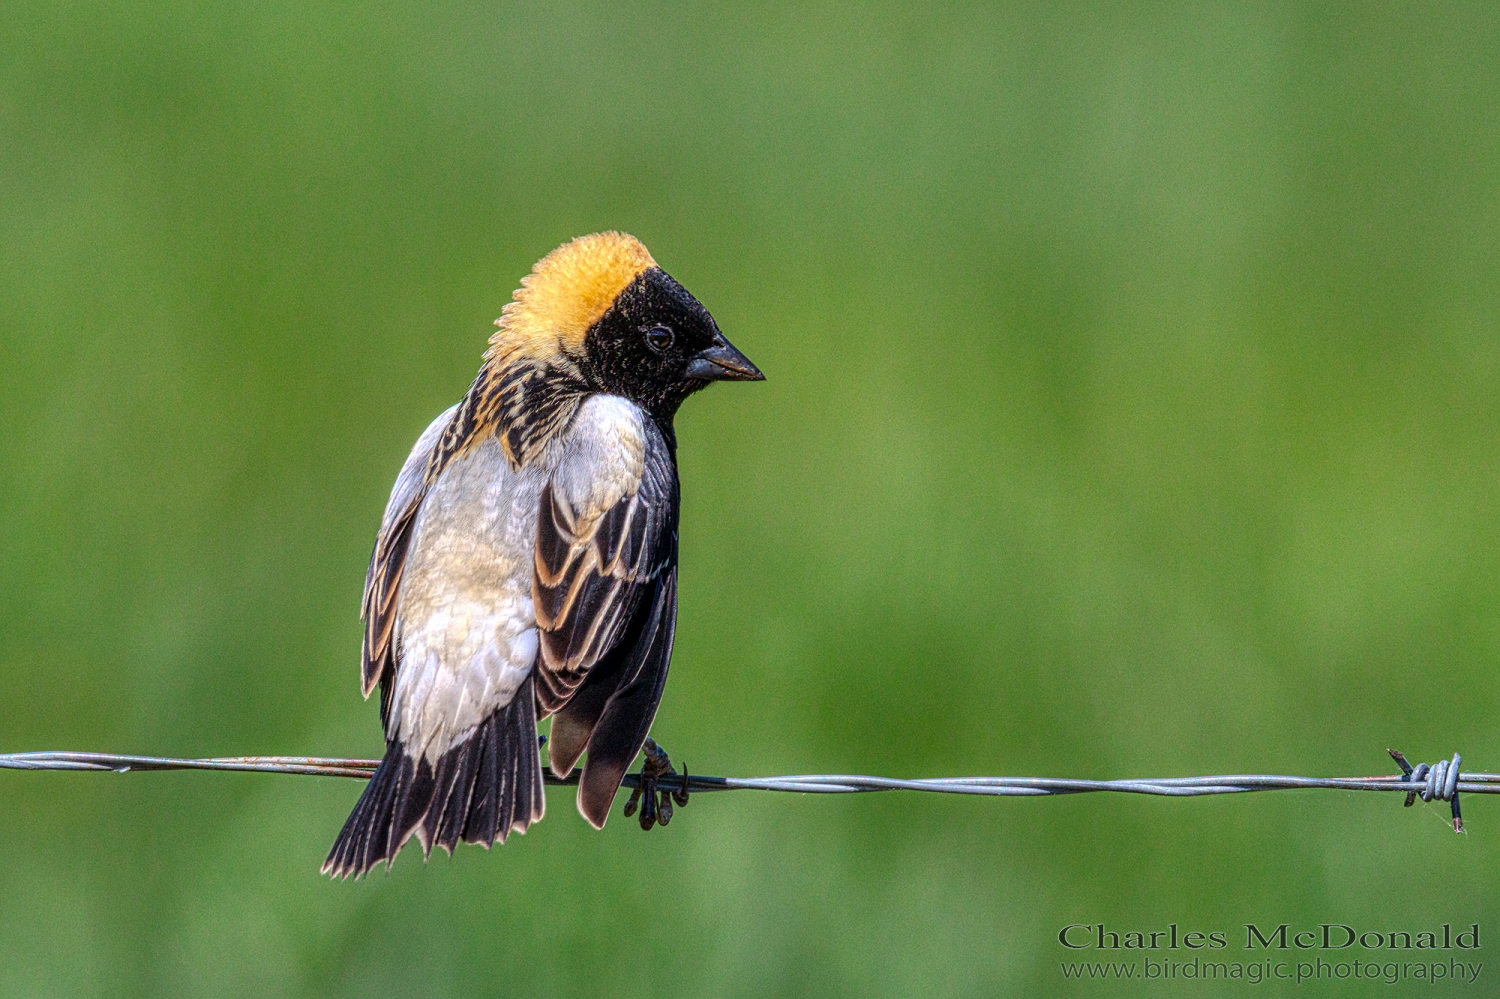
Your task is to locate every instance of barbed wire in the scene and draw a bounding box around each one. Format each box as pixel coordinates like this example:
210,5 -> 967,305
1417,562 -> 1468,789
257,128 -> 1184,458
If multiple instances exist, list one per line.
0,747 -> 1479,832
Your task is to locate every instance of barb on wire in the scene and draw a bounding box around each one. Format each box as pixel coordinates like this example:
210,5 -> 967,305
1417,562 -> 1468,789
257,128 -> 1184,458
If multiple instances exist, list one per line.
0,748 -> 1481,832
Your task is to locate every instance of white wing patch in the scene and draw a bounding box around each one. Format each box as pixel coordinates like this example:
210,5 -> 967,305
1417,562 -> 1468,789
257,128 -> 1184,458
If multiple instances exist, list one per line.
552,395 -> 647,529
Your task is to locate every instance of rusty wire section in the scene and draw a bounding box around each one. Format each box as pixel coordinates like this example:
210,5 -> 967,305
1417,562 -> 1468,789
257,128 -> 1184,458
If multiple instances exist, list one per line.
0,748 -> 1483,831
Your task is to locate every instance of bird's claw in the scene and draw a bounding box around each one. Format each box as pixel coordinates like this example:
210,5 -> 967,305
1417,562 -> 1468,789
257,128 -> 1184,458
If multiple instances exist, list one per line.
623,738 -> 690,830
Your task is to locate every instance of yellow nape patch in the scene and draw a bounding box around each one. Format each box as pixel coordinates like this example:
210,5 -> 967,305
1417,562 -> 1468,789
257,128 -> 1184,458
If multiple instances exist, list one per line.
489,232 -> 656,364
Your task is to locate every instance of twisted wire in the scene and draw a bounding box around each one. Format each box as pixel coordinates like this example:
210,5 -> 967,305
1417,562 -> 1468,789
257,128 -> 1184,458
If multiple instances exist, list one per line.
0,747 -> 1478,831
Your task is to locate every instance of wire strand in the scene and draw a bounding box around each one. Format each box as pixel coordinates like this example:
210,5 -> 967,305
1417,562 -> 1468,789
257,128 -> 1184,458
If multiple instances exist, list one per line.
0,748 -> 1480,831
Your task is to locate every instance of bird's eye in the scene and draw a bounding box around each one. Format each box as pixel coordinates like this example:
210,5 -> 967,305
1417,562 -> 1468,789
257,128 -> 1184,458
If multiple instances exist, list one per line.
644,326 -> 674,353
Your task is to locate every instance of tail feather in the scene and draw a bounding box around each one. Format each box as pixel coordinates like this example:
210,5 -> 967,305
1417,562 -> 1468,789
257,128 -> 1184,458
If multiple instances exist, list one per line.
461,715 -> 502,846
392,755 -> 436,854
323,675 -> 545,879
428,728 -> 478,850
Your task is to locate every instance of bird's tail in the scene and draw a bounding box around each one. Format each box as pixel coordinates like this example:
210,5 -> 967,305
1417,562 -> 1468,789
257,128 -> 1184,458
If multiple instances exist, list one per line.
322,675 -> 546,879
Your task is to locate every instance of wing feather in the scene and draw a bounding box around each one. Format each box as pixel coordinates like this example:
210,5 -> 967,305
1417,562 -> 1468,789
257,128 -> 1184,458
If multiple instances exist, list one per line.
532,411 -> 677,718
360,404 -> 459,702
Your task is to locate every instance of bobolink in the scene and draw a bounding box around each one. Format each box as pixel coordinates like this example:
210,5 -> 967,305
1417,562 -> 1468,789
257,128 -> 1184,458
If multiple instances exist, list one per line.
324,233 -> 761,878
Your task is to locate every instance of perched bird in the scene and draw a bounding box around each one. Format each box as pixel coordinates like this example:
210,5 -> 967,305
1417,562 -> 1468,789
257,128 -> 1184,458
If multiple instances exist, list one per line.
323,233 -> 762,878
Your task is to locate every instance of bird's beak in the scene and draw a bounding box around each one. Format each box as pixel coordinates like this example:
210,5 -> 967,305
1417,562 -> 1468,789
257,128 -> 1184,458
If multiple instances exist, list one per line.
684,334 -> 765,382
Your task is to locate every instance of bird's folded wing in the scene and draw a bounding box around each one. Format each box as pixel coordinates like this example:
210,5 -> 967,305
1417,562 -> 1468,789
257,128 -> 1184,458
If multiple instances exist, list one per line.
360,404 -> 460,708
532,410 -> 677,715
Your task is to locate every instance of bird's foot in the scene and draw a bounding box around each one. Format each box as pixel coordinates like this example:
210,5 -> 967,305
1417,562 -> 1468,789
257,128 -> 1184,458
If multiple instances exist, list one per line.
623,738 -> 690,830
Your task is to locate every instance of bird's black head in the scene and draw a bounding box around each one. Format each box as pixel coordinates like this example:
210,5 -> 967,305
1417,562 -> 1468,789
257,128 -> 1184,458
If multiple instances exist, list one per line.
582,267 -> 763,422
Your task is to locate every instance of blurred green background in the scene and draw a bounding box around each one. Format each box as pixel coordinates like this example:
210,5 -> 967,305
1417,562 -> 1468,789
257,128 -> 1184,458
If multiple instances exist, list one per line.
2,2 -> 1499,996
